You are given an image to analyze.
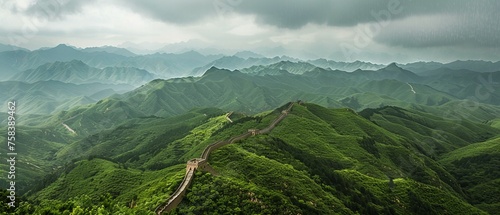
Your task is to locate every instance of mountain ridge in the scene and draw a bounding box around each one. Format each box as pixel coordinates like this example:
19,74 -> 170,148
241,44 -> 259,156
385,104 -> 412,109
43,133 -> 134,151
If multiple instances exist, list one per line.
11,60 -> 155,86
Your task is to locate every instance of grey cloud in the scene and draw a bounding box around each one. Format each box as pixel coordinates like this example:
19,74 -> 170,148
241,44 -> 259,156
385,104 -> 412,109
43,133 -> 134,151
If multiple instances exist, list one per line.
236,0 -> 403,28
19,0 -> 499,30
120,0 -> 216,24
23,0 -> 97,20
373,1 -> 500,48
117,0 -> 500,50
114,0 -> 493,28
118,0 -> 408,28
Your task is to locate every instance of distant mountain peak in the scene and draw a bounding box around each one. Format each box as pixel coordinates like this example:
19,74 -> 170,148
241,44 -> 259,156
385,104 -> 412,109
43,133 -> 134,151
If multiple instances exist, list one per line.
203,66 -> 223,75
202,67 -> 240,77
45,44 -> 80,54
182,50 -> 203,55
233,51 -> 264,59
0,43 -> 29,52
54,44 -> 75,49
81,46 -> 137,57
383,62 -> 403,71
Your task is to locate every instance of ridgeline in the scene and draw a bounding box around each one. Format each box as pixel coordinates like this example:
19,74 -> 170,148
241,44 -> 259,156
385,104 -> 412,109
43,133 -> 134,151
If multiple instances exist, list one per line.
155,102 -> 296,214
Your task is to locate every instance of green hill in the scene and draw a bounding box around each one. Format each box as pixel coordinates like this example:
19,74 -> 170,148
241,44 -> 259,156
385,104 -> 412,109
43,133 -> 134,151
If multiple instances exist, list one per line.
45,66 -> 478,136
10,103 -> 492,214
439,137 -> 500,214
360,106 -> 499,157
175,103 -> 489,214
2,60 -> 499,214
0,80 -> 133,115
11,60 -> 155,86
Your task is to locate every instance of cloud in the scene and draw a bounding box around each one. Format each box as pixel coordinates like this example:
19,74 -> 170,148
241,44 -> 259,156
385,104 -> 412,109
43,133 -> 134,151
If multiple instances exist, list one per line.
107,0 -> 497,29
115,0 -> 404,28
1,0 -> 498,63
19,0 -> 97,20
119,0 -> 216,24
373,1 -> 500,48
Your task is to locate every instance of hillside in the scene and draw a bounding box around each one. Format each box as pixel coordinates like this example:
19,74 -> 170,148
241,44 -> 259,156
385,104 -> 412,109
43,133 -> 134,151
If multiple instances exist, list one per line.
439,137 -> 500,214
12,103 -> 492,214
81,46 -> 138,57
42,64 -> 476,137
1,52 -> 499,214
0,80 -> 133,115
308,59 -> 385,72
0,44 -> 219,79
241,61 -> 318,75
10,60 -> 155,86
360,106 -> 499,157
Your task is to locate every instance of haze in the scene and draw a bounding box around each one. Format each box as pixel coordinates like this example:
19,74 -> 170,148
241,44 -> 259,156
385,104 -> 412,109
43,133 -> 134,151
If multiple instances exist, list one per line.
1,0 -> 499,63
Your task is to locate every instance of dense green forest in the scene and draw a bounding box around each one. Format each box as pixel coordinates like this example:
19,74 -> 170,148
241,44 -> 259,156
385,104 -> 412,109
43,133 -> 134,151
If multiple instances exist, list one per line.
0,51 -> 499,214
1,101 -> 498,214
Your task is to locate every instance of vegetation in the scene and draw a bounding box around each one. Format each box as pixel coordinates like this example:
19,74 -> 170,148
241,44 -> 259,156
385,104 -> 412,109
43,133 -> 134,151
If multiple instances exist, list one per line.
440,137 -> 500,214
1,58 -> 499,214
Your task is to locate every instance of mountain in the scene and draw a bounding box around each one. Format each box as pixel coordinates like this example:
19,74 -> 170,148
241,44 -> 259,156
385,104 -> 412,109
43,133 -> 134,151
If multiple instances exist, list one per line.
439,136 -> 500,214
308,59 -> 385,72
45,65 -> 500,136
398,61 -> 445,74
0,43 -> 29,52
81,46 -> 137,57
1,59 -> 499,214
233,51 -> 265,59
418,67 -> 479,77
400,60 -> 500,74
115,50 -> 221,78
10,60 -> 155,86
360,106 -> 499,157
0,44 -> 220,79
13,102 -> 496,214
445,60 -> 500,73
0,80 -> 133,115
0,44 -> 128,75
0,50 -> 30,78
190,56 -> 296,76
421,69 -> 500,105
351,63 -> 422,83
0,107 -> 225,198
241,60 -> 318,75
341,80 -> 455,110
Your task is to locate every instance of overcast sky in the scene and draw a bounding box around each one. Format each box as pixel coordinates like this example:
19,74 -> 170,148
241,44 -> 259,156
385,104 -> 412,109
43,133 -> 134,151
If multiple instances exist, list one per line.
1,0 -> 499,63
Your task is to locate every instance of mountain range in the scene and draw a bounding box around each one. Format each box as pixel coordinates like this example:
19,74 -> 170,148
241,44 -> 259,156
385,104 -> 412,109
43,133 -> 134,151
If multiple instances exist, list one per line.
10,60 -> 155,86
1,43 -> 498,81
2,101 -> 498,214
0,44 -> 499,214
26,62 -> 496,138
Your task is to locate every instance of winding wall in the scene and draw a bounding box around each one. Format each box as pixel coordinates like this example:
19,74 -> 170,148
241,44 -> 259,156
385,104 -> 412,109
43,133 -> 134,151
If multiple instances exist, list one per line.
155,102 -> 295,214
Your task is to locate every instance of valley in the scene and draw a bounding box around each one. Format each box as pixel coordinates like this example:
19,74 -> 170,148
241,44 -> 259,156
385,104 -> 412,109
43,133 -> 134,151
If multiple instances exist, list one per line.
0,44 -> 499,215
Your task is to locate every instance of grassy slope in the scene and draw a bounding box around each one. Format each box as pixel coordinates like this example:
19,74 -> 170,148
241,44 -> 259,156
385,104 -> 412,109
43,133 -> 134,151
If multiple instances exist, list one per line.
490,118 -> 500,129
0,125 -> 77,194
26,108 -> 233,210
360,106 -> 499,157
43,66 -> 494,137
22,103 -> 495,214
172,103 -> 484,214
31,158 -> 186,212
55,107 -> 226,168
439,137 -> 500,214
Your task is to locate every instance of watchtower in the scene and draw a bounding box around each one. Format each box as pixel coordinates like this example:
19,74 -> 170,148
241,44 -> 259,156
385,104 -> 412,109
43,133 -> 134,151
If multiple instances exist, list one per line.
186,158 -> 207,172
248,129 -> 258,136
